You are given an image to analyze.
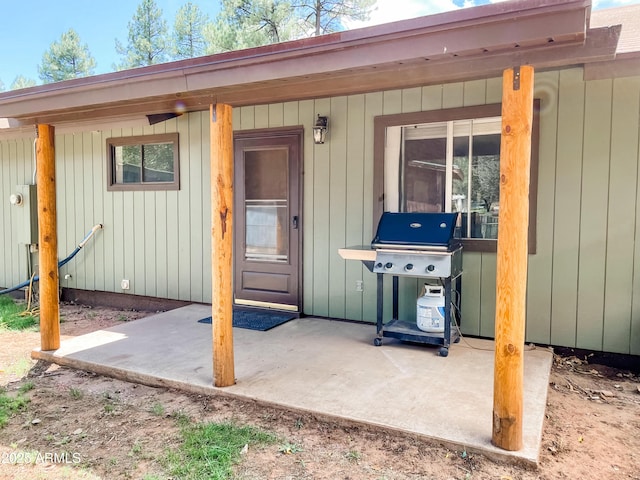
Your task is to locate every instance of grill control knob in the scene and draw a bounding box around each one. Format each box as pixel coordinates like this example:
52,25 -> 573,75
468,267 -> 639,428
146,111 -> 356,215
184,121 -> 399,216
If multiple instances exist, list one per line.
384,262 -> 393,270
375,262 -> 383,269
405,263 -> 414,272
426,264 -> 436,273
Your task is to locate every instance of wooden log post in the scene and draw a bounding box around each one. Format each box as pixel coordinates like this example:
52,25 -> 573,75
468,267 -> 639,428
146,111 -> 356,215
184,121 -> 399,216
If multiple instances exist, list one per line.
36,124 -> 60,351
492,65 -> 534,451
210,103 -> 235,387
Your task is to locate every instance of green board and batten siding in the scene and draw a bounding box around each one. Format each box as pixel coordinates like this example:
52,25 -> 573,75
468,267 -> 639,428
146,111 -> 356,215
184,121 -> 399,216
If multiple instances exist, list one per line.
0,68 -> 639,354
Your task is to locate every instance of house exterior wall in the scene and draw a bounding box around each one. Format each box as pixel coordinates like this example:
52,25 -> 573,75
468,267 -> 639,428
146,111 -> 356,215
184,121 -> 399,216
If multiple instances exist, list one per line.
0,138 -> 36,290
0,67 -> 639,354
0,116 -> 213,304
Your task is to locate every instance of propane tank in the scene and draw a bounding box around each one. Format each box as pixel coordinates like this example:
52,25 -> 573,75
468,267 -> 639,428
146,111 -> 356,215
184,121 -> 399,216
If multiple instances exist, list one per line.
416,285 -> 446,333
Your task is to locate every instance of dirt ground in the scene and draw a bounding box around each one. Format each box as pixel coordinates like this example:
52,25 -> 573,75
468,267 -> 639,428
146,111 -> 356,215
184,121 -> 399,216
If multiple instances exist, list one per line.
0,303 -> 639,480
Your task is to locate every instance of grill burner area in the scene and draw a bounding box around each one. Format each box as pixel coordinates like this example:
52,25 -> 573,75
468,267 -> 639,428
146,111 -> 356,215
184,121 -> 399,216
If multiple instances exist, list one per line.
373,248 -> 462,278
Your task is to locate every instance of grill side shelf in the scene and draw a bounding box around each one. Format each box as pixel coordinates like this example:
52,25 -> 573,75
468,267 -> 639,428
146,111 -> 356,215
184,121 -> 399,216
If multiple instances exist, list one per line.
337,246 -> 376,272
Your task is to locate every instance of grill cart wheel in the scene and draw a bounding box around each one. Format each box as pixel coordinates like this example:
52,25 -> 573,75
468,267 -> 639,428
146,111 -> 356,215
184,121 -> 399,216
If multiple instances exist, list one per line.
439,347 -> 449,357
374,337 -> 383,346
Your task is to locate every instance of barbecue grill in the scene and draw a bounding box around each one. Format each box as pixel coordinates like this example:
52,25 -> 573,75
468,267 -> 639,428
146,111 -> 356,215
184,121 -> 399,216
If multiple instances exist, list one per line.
371,212 -> 462,278
339,212 -> 463,356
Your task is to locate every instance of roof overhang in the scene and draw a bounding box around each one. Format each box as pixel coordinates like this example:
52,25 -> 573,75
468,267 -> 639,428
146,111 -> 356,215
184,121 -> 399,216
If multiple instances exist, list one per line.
0,0 -> 621,132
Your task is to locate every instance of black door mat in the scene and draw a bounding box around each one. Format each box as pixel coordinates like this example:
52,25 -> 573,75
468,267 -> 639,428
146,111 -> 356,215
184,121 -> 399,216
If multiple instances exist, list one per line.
198,309 -> 296,331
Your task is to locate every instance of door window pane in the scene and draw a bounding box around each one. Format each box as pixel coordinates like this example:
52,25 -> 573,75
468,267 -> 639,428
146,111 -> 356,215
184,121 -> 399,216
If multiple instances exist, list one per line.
244,149 -> 289,262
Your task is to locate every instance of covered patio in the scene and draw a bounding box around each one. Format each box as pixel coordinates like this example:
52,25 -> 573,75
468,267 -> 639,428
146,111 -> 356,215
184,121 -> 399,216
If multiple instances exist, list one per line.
32,304 -> 552,466
5,0 -> 623,466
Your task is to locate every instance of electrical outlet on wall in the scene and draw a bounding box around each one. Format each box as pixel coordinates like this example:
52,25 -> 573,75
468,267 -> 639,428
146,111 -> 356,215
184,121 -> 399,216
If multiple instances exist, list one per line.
121,279 -> 130,290
356,280 -> 364,292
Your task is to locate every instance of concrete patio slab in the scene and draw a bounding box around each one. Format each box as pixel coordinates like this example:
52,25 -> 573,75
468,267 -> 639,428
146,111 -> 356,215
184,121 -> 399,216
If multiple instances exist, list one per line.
33,304 -> 553,466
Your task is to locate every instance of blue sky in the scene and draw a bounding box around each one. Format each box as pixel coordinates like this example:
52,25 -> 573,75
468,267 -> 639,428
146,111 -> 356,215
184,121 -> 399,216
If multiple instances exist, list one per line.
0,0 -> 221,86
0,0 -> 637,88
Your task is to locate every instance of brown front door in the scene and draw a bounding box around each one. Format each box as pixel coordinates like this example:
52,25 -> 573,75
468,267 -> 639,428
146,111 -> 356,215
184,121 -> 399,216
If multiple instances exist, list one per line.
234,130 -> 302,311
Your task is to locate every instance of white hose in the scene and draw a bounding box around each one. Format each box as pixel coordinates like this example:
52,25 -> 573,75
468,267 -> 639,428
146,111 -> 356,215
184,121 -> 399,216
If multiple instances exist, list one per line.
78,224 -> 104,248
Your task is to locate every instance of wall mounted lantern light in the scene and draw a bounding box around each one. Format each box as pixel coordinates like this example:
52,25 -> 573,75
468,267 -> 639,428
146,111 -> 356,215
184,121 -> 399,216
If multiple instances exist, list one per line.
313,115 -> 328,144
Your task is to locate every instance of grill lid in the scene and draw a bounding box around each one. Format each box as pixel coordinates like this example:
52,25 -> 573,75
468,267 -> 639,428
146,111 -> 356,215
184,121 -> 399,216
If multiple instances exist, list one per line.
372,212 -> 459,249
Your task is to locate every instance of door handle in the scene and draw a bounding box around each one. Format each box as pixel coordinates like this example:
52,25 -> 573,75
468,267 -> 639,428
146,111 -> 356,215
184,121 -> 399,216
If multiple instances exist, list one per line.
292,215 -> 299,229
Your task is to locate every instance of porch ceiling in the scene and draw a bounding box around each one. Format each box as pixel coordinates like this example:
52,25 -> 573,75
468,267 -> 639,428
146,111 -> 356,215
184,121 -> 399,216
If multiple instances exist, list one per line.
0,0 -> 622,131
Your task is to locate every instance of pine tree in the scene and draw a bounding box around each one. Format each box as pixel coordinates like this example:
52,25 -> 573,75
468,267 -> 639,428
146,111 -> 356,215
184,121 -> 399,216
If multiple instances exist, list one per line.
11,76 -> 37,90
294,0 -> 375,36
37,29 -> 96,84
206,0 -> 302,53
206,0 -> 374,54
115,0 -> 168,69
173,2 -> 210,59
